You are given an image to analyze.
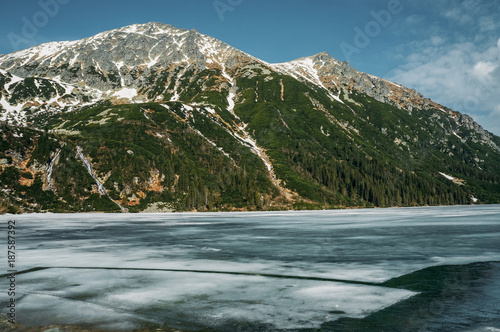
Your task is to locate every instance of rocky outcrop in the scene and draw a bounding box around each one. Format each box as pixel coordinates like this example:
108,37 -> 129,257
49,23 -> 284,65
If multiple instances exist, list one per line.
295,52 -> 435,112
0,22 -> 255,92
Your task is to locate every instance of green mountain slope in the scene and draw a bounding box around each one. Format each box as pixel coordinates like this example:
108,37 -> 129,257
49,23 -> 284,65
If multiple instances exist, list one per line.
1,23 -> 499,213
2,71 -> 499,213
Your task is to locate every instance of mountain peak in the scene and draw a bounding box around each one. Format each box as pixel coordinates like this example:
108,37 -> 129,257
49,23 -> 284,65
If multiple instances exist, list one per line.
0,22 -> 242,82
115,22 -> 188,36
312,51 -> 335,60
0,22 -> 495,140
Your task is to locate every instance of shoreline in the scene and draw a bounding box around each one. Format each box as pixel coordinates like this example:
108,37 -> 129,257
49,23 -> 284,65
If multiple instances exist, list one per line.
1,202 -> 498,216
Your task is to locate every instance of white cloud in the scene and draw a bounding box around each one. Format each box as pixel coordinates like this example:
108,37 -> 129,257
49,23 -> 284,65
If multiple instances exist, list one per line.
430,36 -> 445,46
387,38 -> 500,135
472,61 -> 496,80
478,16 -> 496,33
444,7 -> 473,25
385,0 -> 500,136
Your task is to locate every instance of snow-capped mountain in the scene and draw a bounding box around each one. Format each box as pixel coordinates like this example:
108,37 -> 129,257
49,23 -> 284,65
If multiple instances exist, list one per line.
0,67 -> 104,125
1,23 -> 252,96
270,52 -> 497,149
1,22 -> 496,147
1,22 -> 499,213
0,22 -> 434,114
0,22 -> 266,124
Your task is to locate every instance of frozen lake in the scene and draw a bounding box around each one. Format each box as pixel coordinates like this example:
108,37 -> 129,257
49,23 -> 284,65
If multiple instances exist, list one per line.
1,205 -> 500,331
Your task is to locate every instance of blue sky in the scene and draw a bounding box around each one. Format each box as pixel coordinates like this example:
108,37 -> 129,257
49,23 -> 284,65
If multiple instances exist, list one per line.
1,0 -> 499,135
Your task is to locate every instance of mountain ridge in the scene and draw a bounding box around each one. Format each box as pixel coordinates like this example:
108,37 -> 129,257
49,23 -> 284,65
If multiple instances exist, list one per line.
1,22 -> 499,213
2,22 -> 497,152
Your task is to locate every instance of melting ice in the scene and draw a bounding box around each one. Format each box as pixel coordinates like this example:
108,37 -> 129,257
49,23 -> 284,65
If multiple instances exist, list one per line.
1,205 -> 499,330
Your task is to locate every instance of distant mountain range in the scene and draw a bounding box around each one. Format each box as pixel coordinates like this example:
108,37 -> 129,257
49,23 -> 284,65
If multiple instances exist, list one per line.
1,22 -> 499,213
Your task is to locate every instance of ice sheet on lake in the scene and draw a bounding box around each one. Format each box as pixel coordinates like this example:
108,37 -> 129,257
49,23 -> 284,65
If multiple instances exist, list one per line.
11,268 -> 414,330
5,205 -> 500,283
1,205 -> 499,330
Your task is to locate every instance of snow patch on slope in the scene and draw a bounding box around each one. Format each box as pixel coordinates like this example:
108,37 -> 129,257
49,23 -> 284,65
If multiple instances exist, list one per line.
46,148 -> 61,191
113,88 -> 138,100
220,63 -> 237,115
271,58 -> 344,104
193,129 -> 234,161
0,97 -> 26,125
0,40 -> 79,66
3,72 -> 24,91
439,172 -> 465,186
232,128 -> 273,174
76,146 -> 126,211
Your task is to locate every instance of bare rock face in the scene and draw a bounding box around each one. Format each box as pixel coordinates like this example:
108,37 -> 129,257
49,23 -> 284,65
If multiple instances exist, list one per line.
269,51 -> 499,151
0,22 -> 253,92
293,52 -> 432,111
